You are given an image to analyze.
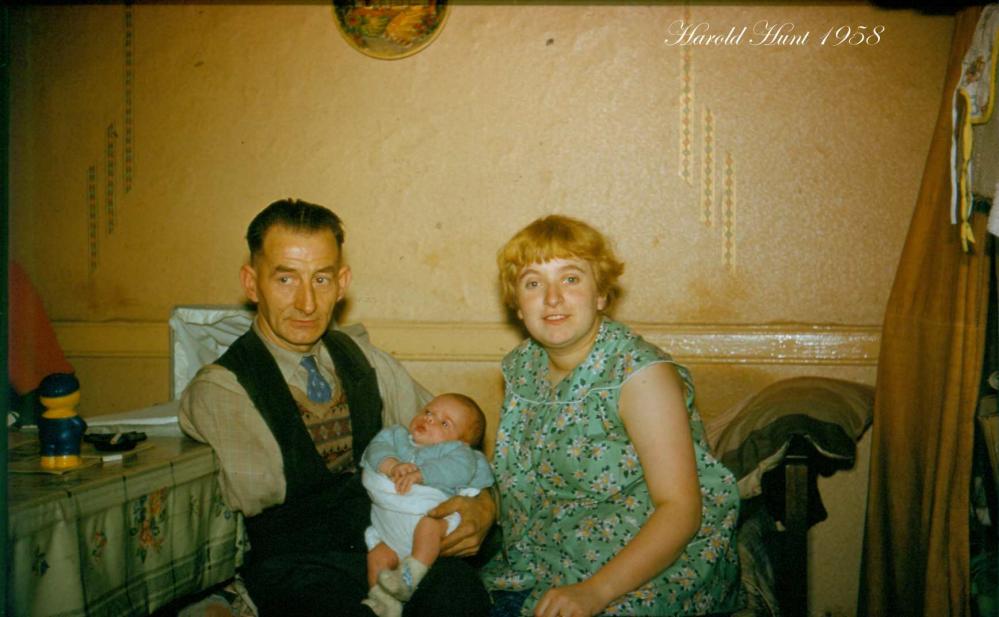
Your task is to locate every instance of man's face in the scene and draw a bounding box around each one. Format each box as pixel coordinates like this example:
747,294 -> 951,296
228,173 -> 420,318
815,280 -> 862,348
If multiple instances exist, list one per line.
240,225 -> 351,353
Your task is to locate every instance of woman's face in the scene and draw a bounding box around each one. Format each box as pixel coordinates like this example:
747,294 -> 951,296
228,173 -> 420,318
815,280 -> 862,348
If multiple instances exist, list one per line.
515,257 -> 607,357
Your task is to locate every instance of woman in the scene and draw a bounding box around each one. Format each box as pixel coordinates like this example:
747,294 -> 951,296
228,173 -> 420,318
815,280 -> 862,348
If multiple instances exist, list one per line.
481,216 -> 741,617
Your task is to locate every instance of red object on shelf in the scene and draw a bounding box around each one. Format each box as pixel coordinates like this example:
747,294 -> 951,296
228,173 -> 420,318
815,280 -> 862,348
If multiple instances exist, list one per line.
8,261 -> 74,394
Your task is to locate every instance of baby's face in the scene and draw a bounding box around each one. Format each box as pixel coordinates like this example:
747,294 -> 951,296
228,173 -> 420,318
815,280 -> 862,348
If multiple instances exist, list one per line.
409,396 -> 472,446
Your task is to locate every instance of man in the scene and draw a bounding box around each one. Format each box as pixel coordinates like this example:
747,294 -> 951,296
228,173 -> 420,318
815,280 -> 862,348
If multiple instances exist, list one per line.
179,199 -> 494,617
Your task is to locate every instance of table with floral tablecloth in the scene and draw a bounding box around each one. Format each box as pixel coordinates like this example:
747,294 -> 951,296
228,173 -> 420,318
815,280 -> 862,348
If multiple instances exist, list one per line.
7,432 -> 245,617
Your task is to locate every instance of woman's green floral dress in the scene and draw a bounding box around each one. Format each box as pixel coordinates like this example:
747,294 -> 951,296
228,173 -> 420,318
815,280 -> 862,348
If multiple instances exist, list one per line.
481,318 -> 741,616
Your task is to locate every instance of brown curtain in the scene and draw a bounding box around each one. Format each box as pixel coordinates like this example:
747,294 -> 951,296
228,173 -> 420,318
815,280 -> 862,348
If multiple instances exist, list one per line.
860,7 -> 987,617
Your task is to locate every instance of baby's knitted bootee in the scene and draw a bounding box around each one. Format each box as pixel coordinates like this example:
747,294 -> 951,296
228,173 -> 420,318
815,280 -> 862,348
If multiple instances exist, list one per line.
377,556 -> 429,601
361,583 -> 402,617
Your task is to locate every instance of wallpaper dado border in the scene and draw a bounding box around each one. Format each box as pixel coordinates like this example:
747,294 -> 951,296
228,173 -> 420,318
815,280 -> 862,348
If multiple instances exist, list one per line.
53,321 -> 880,366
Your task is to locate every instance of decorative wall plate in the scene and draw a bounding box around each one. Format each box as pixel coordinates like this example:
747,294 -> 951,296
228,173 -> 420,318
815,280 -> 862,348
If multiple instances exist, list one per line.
333,1 -> 449,60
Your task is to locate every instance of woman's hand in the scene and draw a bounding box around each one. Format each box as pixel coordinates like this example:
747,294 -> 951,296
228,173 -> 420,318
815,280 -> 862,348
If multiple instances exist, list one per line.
534,582 -> 609,617
428,490 -> 496,557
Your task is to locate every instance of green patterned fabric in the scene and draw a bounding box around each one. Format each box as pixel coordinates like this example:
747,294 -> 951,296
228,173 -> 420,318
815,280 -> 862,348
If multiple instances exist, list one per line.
481,318 -> 741,616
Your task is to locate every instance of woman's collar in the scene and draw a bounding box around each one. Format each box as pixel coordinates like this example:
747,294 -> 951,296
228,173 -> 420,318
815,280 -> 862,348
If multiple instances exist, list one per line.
504,317 -> 613,402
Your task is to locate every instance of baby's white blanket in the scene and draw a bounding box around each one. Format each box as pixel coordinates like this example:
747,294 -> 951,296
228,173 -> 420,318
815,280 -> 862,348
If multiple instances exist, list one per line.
362,468 -> 478,558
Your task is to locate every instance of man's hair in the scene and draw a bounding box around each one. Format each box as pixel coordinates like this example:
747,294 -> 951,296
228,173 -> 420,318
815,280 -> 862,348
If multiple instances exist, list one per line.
497,214 -> 624,310
443,392 -> 487,447
246,199 -> 345,261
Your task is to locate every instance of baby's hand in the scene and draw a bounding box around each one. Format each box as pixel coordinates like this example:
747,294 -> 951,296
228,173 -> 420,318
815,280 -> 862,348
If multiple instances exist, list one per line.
388,462 -> 418,479
390,464 -> 423,494
377,457 -> 402,476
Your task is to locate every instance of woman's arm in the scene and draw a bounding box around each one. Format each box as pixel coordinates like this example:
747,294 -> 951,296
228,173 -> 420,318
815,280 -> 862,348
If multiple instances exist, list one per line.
534,362 -> 702,617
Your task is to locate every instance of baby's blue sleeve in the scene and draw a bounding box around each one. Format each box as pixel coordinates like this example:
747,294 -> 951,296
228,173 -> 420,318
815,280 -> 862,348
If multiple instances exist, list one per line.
418,442 -> 477,490
469,451 -> 494,489
360,425 -> 407,470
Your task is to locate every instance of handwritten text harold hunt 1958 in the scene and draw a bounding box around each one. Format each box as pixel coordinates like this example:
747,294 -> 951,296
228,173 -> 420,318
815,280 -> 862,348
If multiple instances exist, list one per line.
663,20 -> 884,47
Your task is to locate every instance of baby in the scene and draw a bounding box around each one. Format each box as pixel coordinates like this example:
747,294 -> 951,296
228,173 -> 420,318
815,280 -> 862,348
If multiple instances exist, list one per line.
360,393 -> 494,617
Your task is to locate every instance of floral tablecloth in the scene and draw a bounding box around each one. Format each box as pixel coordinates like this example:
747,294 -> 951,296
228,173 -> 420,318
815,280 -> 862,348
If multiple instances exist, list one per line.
7,433 -> 245,617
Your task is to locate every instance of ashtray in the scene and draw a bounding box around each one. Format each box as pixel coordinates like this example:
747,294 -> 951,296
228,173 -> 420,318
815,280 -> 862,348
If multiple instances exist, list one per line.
84,431 -> 147,452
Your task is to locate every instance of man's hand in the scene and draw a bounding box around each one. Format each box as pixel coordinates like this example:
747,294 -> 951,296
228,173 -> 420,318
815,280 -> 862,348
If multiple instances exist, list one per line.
428,490 -> 496,557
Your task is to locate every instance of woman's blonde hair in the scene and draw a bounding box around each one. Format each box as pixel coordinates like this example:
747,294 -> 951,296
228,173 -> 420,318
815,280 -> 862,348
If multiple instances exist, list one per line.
497,215 -> 624,310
